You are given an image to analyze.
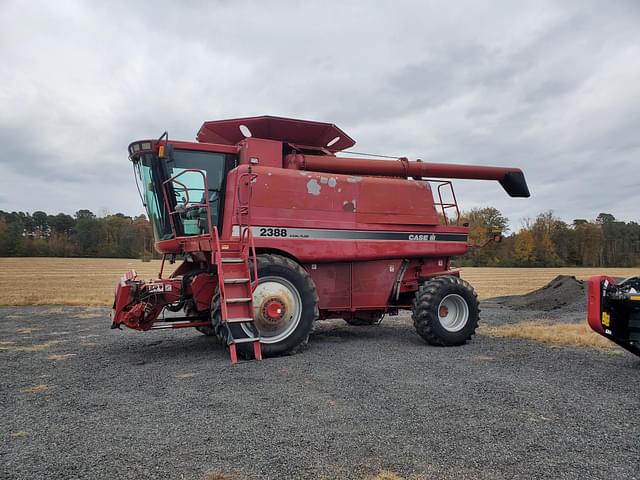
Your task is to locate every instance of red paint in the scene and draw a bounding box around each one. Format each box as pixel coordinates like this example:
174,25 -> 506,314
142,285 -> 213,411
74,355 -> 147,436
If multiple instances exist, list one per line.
190,274 -> 217,312
253,341 -> 263,361
587,275 -> 614,334
289,154 -> 524,182
264,299 -> 285,319
196,115 -> 355,152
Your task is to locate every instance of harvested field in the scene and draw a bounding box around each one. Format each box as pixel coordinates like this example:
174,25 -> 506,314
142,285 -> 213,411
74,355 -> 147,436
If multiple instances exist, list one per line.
0,257 -> 637,306
0,257 -> 175,306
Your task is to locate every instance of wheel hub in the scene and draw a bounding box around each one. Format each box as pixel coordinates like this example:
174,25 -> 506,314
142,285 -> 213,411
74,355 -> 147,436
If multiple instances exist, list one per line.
437,294 -> 469,333
262,298 -> 286,324
243,276 -> 303,344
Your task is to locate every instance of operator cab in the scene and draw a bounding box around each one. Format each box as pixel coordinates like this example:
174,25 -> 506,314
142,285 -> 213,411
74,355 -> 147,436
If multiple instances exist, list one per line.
128,138 -> 237,243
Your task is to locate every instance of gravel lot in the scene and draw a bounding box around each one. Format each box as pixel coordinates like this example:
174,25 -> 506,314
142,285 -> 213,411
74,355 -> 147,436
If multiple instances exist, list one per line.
1,304 -> 638,480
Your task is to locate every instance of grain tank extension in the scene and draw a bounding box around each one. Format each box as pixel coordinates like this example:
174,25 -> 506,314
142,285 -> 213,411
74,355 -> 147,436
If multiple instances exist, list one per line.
112,116 -> 530,363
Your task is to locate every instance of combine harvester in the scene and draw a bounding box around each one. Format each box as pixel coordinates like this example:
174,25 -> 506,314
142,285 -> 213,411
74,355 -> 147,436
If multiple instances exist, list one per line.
587,276 -> 640,357
112,116 -> 529,363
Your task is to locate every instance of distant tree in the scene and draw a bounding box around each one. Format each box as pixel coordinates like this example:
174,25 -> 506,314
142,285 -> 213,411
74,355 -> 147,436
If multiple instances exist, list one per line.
0,216 -> 8,255
537,231 -> 561,266
574,221 -> 604,267
526,211 -> 564,266
73,216 -> 104,256
31,211 -> 49,239
48,213 -> 75,237
460,207 -> 510,266
596,213 -> 616,224
75,209 -> 95,220
600,217 -> 640,266
2,219 -> 25,255
47,213 -> 76,256
514,229 -> 535,264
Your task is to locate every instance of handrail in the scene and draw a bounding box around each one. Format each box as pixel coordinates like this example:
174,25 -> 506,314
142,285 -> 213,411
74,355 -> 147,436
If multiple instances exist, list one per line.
161,168 -> 213,236
212,225 -> 229,321
242,225 -> 259,290
236,172 -> 259,290
425,179 -> 460,226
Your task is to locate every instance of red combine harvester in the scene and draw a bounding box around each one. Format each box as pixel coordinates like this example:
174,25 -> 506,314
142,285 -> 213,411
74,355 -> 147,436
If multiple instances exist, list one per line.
112,116 -> 530,363
587,275 -> 640,357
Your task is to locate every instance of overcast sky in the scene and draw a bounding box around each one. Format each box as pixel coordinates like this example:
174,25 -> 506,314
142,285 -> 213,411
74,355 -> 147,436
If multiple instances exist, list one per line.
1,0 -> 638,230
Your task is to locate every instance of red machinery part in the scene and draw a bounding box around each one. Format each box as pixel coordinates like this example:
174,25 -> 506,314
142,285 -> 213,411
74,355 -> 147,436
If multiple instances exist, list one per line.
284,154 -> 530,198
197,115 -> 356,152
586,274 -> 640,357
112,277 -> 185,331
586,275 -> 614,334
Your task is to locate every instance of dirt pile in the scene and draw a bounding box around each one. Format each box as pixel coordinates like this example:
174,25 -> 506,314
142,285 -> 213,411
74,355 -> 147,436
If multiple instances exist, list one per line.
498,275 -> 586,311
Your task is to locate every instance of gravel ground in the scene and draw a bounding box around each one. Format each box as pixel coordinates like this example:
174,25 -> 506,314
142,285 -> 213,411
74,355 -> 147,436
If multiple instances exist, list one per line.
1,304 -> 638,480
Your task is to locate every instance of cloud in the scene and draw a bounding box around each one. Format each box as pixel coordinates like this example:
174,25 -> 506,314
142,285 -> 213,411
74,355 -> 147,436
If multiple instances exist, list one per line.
0,0 -> 639,226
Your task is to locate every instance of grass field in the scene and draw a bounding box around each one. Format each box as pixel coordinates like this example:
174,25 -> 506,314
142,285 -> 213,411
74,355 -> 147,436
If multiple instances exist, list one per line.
480,321 -> 616,350
0,257 -> 636,307
0,257 -> 176,306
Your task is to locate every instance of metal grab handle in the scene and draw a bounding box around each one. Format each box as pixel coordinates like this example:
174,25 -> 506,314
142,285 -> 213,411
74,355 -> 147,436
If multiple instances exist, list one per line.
161,168 -> 213,236
428,179 -> 460,226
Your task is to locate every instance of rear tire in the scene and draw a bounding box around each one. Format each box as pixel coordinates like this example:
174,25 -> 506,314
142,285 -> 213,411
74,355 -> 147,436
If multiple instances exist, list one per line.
212,254 -> 319,357
412,275 -> 479,346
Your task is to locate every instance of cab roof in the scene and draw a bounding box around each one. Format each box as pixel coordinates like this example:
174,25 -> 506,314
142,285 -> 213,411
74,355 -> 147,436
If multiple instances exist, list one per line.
196,115 -> 355,153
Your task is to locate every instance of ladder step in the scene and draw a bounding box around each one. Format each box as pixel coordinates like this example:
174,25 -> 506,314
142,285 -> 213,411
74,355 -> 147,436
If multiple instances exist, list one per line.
221,258 -> 243,263
224,278 -> 250,284
225,297 -> 252,303
231,337 -> 261,344
225,317 -> 254,323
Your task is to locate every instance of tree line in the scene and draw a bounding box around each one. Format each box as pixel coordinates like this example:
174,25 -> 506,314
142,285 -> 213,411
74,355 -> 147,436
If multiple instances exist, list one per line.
0,210 -> 154,259
460,208 -> 640,267
0,208 -> 638,266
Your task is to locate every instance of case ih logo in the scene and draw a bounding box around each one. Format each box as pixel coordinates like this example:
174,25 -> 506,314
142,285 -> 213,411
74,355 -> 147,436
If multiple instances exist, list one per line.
408,234 -> 436,241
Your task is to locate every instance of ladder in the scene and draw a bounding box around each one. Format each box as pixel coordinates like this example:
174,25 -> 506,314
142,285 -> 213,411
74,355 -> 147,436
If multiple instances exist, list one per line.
214,238 -> 262,364
212,171 -> 261,364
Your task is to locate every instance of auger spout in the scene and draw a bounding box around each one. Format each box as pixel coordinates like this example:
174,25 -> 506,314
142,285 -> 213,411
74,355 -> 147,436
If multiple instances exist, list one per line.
285,154 -> 530,198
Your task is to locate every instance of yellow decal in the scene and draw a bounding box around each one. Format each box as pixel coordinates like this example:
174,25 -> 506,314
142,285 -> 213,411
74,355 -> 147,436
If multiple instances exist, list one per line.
629,295 -> 640,301
601,311 -> 611,327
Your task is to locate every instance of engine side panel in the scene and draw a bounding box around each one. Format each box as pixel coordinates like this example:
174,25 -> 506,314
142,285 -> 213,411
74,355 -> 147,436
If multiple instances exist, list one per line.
219,165 -> 469,263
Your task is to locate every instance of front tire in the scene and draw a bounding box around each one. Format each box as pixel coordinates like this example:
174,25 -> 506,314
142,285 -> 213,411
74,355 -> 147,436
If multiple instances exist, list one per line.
412,275 -> 479,346
213,254 -> 319,357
